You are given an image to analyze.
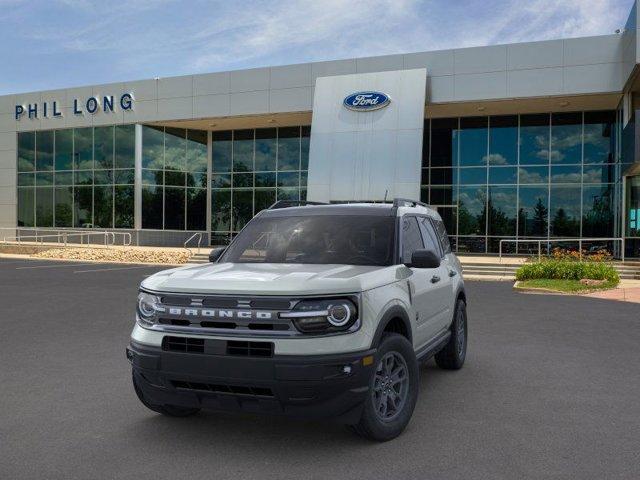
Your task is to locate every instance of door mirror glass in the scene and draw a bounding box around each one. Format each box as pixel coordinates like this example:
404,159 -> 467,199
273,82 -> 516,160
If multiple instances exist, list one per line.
406,249 -> 440,269
208,247 -> 226,263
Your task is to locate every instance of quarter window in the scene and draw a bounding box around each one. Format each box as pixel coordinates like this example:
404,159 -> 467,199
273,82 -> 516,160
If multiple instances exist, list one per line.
401,217 -> 424,264
433,218 -> 452,254
418,217 -> 442,257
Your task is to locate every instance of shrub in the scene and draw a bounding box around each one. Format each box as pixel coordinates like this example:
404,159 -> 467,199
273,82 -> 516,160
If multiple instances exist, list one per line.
549,247 -> 612,263
516,259 -> 619,283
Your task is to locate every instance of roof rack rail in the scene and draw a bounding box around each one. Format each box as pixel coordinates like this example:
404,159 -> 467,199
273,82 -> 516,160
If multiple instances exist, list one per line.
392,198 -> 431,209
268,200 -> 328,210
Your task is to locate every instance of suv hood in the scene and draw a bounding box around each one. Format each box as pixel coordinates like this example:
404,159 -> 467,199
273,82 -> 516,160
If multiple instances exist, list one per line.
141,262 -> 406,295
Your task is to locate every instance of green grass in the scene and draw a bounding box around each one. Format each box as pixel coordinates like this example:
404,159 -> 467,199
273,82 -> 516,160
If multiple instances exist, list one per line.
516,278 -> 618,293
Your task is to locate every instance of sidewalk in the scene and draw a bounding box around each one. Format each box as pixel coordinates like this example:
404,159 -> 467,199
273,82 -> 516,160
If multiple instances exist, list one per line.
582,279 -> 640,304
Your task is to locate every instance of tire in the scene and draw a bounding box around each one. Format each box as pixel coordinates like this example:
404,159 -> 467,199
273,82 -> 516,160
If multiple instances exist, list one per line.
350,333 -> 419,441
132,372 -> 200,417
434,299 -> 467,370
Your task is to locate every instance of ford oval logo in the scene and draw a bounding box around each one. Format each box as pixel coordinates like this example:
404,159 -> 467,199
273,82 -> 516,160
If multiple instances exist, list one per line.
343,91 -> 390,111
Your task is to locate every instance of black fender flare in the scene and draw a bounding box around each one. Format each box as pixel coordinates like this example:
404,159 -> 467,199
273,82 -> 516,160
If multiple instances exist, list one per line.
371,305 -> 413,348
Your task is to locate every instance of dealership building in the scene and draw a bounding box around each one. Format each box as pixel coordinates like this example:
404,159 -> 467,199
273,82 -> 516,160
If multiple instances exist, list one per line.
3,4 -> 640,256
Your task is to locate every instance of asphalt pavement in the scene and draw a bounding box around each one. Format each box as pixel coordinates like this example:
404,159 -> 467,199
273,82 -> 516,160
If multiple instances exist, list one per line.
0,258 -> 638,480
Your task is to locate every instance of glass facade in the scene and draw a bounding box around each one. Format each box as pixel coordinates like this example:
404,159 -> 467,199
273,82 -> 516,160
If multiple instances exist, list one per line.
17,125 -> 135,228
210,126 -> 310,243
422,112 -> 620,253
141,126 -> 208,230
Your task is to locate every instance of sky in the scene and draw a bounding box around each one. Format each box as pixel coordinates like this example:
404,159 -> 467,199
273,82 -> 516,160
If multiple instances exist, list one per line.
0,0 -> 636,95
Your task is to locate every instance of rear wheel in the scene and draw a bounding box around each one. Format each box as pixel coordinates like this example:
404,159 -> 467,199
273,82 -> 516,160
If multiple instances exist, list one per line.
350,333 -> 419,441
132,372 -> 200,417
434,299 -> 467,370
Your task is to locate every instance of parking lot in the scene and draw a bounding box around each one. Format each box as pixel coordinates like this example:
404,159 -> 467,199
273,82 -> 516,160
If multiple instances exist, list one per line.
1,257 -> 639,480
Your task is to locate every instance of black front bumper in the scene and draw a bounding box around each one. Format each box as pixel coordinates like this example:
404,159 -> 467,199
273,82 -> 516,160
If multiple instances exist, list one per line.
127,340 -> 376,423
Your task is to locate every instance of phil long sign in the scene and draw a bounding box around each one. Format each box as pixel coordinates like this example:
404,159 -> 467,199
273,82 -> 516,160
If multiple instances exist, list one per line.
15,93 -> 134,120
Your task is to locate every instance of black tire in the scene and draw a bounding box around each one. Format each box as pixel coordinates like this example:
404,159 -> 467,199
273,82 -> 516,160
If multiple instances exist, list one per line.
132,372 -> 200,417
435,299 -> 467,370
351,333 -> 419,442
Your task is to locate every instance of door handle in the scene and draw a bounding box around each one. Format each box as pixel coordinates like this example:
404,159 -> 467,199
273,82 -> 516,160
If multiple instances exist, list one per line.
448,269 -> 457,277
430,275 -> 441,283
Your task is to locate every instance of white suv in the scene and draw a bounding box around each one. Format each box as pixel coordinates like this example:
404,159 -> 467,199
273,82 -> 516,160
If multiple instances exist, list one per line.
127,198 -> 467,441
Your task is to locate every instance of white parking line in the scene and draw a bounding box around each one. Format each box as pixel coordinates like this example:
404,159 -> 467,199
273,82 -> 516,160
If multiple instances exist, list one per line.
73,265 -> 160,273
16,262 -> 95,270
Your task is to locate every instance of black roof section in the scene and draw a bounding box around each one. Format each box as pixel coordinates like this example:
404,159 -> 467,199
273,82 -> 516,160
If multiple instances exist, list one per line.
261,198 -> 432,217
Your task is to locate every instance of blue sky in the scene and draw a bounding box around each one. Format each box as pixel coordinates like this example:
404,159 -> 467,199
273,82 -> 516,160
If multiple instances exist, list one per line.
0,0 -> 635,95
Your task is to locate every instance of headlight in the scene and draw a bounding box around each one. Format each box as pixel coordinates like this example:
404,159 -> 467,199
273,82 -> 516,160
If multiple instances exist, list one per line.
281,298 -> 359,334
137,291 -> 162,326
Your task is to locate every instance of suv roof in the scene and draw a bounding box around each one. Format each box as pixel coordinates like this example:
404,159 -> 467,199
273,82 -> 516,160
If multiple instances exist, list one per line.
261,199 -> 437,218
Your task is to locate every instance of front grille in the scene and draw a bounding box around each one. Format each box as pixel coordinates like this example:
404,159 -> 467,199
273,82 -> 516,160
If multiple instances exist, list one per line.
162,336 -> 204,353
171,380 -> 274,397
227,340 -> 274,357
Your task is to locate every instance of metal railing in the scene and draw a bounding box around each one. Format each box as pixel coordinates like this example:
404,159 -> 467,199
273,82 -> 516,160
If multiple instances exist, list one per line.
1,229 -> 132,248
183,232 -> 203,254
498,238 -> 625,262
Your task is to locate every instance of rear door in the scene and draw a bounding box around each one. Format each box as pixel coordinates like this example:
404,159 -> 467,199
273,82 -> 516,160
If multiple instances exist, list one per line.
401,216 -> 444,346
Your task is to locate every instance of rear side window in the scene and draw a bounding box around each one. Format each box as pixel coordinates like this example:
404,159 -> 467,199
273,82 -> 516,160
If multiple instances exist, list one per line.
418,217 -> 442,257
432,218 -> 452,254
401,216 -> 424,264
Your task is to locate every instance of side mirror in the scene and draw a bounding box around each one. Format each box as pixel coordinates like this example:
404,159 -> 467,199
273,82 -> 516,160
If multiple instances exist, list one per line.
406,249 -> 440,269
208,247 -> 226,263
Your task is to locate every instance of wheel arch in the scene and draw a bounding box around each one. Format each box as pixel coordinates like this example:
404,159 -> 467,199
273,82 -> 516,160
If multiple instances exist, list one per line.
371,305 -> 413,348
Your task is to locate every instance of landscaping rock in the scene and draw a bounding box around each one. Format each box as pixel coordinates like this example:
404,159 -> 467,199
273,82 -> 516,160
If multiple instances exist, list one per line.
31,247 -> 191,264
579,278 -> 607,287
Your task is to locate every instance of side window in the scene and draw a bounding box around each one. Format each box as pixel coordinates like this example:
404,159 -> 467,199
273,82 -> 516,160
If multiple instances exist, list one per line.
418,217 -> 442,257
401,216 -> 424,264
432,218 -> 452,254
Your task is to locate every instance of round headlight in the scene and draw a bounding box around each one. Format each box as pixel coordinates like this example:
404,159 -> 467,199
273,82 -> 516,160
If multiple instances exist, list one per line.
137,292 -> 159,319
327,303 -> 353,327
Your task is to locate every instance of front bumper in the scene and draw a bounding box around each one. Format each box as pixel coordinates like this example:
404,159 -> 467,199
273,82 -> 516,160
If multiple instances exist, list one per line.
127,340 -> 376,423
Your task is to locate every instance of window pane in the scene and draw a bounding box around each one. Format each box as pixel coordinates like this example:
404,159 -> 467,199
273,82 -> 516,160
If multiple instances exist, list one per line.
212,131 -> 232,172
114,169 -> 134,185
255,128 -> 277,171
211,190 -> 231,231
54,186 -> 73,227
582,184 -> 614,237
550,165 -> 581,183
35,130 -> 54,171
114,185 -> 134,228
430,186 -> 454,205
75,170 -> 93,185
488,186 -> 517,236
142,126 -> 164,169
550,185 -> 580,237
18,172 -> 34,187
255,189 -> 276,214
186,171 -> 207,188
232,190 -> 253,231
459,167 -> 486,185
74,186 -> 92,227
277,171 -> 300,187
458,186 -> 486,235
17,188 -> 34,227
142,186 -> 163,229
211,174 -> 231,188
93,186 -> 113,228
165,127 -> 186,171
233,172 -> 253,188
255,172 -> 276,187
35,186 -> 54,227
164,187 -> 185,230
35,172 -> 53,186
142,169 -> 163,186
186,129 -> 207,173
94,126 -> 114,169
431,118 -> 457,167
488,115 -> 517,166
165,170 -> 185,187
55,129 -> 73,170
18,132 -> 35,172
430,168 -> 454,185
583,164 -> 615,184
488,166 -> 517,184
277,127 -> 300,171
519,166 -> 548,184
94,169 -> 113,185
520,114 -> 549,165
584,111 -> 615,164
186,188 -> 206,231
233,130 -> 253,172
518,186 -> 548,236
115,124 -> 135,169
458,117 -> 487,166
301,126 -> 310,170
74,128 -> 93,170
277,187 -> 299,201
401,217 -> 424,263
551,113 -> 582,164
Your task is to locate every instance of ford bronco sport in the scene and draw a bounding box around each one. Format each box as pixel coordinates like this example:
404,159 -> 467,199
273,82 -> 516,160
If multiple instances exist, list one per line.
127,198 -> 467,441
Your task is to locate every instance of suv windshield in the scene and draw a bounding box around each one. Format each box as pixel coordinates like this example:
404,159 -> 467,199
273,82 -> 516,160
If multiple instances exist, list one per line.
220,215 -> 396,266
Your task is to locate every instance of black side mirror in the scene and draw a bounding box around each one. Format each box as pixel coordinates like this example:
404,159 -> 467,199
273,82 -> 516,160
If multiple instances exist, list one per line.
208,247 -> 226,263
406,249 -> 440,269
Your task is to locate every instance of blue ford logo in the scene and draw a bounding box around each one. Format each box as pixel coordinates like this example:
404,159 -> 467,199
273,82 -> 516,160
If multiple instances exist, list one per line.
343,91 -> 390,111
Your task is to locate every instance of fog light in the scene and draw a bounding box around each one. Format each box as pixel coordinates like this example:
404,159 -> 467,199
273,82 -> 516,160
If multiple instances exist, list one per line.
342,365 -> 352,375
362,355 -> 374,366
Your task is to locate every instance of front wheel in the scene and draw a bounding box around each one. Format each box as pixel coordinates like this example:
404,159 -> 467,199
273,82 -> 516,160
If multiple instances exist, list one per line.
434,299 -> 467,370
350,333 -> 419,441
